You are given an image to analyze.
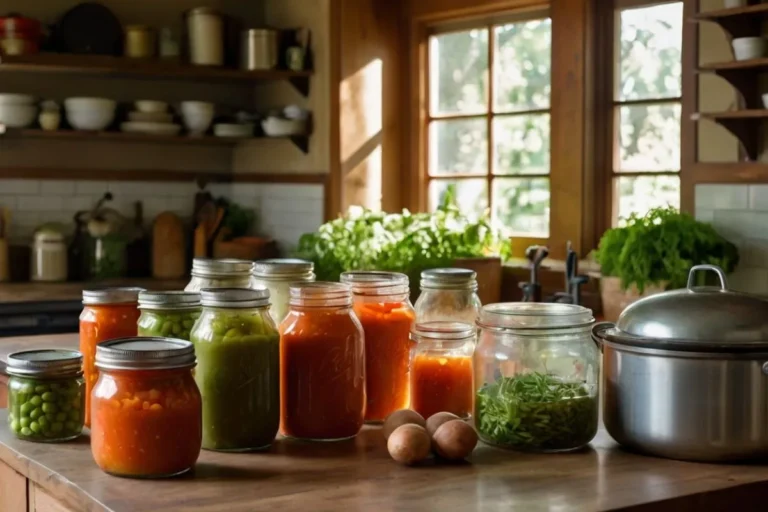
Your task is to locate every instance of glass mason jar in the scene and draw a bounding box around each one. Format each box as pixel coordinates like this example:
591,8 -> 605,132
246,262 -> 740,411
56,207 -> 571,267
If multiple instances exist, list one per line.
138,291 -> 202,341
252,258 -> 315,324
6,349 -> 85,442
80,287 -> 143,427
190,287 -> 280,451
340,271 -> 415,423
474,303 -> 599,452
91,337 -> 202,478
280,282 -> 365,440
184,258 -> 254,292
410,322 -> 476,420
413,268 -> 482,324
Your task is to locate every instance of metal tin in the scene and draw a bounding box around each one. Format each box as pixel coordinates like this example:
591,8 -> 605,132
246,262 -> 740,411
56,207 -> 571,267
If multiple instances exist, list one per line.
253,258 -> 314,278
420,268 -> 477,290
6,349 -> 83,378
191,258 -> 254,278
82,287 -> 143,305
95,337 -> 195,371
240,28 -> 278,70
200,287 -> 270,309
410,321 -> 475,343
478,302 -> 595,332
139,291 -> 201,310
340,271 -> 409,296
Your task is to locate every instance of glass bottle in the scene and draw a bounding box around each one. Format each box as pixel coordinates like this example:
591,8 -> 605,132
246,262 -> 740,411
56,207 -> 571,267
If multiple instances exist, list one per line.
410,322 -> 476,420
413,268 -> 482,324
6,349 -> 85,442
252,258 -> 315,324
80,287 -> 143,426
474,302 -> 599,452
138,291 -> 201,341
184,258 -> 253,292
91,337 -> 202,478
340,271 -> 415,423
190,287 -> 280,451
280,282 -> 365,440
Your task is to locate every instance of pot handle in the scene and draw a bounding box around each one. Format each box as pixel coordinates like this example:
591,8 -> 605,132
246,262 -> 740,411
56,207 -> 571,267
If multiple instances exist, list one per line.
591,322 -> 615,352
687,264 -> 728,291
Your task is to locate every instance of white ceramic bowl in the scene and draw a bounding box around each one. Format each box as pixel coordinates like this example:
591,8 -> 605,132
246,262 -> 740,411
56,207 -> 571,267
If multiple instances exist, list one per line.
0,104 -> 37,128
262,116 -> 307,137
128,111 -> 173,123
181,101 -> 215,135
213,123 -> 254,138
64,97 -> 116,131
135,100 -> 168,113
732,37 -> 766,61
0,93 -> 35,106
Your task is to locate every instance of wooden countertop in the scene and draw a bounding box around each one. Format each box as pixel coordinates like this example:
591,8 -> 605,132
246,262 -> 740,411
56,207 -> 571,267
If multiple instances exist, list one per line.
1,335 -> 768,512
0,278 -> 188,304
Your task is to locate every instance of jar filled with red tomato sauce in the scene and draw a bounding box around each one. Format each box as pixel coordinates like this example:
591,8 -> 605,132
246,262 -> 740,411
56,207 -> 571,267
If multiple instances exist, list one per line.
91,337 -> 202,478
410,322 -> 476,420
340,271 -> 415,423
80,288 -> 143,426
280,282 -> 365,440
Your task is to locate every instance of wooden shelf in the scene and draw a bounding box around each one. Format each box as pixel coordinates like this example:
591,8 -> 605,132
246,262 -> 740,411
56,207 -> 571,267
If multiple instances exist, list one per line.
0,53 -> 313,97
698,58 -> 768,110
694,3 -> 768,38
699,57 -> 768,72
691,110 -> 768,161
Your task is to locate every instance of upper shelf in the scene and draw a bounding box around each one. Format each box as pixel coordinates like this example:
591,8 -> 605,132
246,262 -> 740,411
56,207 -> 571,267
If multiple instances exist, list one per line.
691,110 -> 768,161
694,4 -> 768,38
698,58 -> 768,109
0,53 -> 313,96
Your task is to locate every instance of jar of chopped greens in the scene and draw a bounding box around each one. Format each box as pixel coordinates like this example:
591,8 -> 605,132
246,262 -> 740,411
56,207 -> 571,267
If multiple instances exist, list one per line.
184,258 -> 254,292
138,291 -> 201,341
251,259 -> 315,324
6,349 -> 85,442
474,303 -> 598,453
189,287 -> 280,451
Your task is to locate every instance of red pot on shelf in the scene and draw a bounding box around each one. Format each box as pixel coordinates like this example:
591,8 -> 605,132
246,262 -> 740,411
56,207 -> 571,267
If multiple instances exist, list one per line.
0,15 -> 42,56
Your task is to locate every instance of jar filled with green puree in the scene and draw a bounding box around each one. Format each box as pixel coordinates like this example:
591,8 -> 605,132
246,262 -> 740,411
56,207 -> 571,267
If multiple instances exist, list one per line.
138,291 -> 202,341
6,349 -> 85,442
190,287 -> 280,451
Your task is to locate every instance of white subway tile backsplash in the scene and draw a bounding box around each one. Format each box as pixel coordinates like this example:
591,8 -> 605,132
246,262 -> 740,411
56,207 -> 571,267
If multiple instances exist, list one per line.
40,180 -> 75,196
713,210 -> 768,240
749,185 -> 768,211
74,181 -> 109,195
727,267 -> 768,295
0,180 -> 40,195
696,184 -> 749,210
16,196 -> 64,212
695,208 -> 715,223
0,195 -> 18,209
741,238 -> 768,268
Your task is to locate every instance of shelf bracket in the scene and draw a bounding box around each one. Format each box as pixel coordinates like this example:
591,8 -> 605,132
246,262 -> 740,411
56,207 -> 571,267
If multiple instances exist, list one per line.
289,135 -> 310,154
717,118 -> 760,161
287,76 -> 311,98
714,70 -> 761,110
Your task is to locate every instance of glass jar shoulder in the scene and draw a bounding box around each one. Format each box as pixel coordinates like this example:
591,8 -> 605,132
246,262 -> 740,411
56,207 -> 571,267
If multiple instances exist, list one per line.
191,307 -> 279,345
185,276 -> 251,292
281,306 -> 363,339
413,289 -> 481,323
138,308 -> 201,339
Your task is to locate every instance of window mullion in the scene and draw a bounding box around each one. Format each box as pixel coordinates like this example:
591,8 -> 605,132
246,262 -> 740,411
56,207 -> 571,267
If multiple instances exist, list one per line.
487,25 -> 494,217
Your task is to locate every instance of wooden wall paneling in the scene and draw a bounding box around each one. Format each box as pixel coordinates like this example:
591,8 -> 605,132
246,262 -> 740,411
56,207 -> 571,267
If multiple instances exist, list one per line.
328,0 -> 343,221
681,0 -> 700,213
408,0 -> 547,22
0,460 -> 27,512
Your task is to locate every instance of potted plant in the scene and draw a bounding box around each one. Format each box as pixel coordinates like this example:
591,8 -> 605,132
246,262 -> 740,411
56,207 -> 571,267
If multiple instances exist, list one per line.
594,207 -> 739,321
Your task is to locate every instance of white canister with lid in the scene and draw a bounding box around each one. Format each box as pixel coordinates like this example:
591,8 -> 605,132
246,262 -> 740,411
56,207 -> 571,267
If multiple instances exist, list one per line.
31,228 -> 68,282
187,7 -> 224,66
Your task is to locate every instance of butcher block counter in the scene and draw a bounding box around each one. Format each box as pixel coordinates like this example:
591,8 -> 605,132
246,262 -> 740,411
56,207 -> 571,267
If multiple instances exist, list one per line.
1,335 -> 768,512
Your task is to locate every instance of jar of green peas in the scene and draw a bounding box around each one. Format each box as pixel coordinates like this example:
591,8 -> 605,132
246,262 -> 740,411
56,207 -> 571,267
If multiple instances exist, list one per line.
138,291 -> 202,341
6,349 -> 85,442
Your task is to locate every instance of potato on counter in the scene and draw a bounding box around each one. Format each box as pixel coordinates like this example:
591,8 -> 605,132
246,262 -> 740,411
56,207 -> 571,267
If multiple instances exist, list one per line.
432,419 -> 478,460
382,409 -> 426,440
387,424 -> 431,465
426,411 -> 460,437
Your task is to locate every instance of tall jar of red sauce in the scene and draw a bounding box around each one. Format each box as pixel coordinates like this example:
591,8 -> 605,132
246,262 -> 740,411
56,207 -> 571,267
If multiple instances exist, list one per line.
410,322 -> 476,420
280,282 -> 365,440
79,288 -> 142,426
340,271 -> 415,423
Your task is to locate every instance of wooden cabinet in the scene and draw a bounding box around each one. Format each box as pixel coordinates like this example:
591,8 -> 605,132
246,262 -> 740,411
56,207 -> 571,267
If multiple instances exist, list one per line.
0,460 -> 26,512
29,484 -> 77,512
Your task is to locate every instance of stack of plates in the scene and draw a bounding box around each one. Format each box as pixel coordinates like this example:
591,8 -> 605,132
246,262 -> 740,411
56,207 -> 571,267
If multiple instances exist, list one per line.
121,100 -> 181,136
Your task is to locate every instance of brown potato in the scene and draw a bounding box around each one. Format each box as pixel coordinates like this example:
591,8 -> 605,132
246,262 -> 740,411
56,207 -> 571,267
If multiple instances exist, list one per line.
426,411 -> 460,437
382,409 -> 426,440
432,420 -> 478,460
387,424 -> 431,465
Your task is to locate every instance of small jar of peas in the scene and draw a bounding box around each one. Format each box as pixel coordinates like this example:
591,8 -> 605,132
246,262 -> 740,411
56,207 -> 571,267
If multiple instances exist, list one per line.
138,291 -> 202,341
6,349 -> 85,442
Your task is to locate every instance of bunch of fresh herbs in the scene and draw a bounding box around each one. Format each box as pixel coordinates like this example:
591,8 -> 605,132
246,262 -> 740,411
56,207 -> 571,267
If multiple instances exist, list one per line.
475,372 -> 598,451
594,206 -> 739,292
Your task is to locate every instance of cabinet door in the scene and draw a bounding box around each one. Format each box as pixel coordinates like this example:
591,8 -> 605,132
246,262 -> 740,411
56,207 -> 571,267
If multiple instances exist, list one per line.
30,483 -> 77,512
0,460 -> 27,512
0,374 -> 8,408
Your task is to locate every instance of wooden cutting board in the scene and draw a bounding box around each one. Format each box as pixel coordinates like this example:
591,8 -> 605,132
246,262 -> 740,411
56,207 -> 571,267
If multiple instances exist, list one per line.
152,212 -> 186,280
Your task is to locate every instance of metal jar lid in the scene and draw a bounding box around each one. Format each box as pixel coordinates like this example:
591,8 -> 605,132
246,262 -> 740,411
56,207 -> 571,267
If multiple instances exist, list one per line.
340,271 -> 409,296
139,291 -> 201,310
289,282 -> 351,307
253,258 -> 314,278
600,265 -> 768,352
191,258 -> 254,278
95,337 -> 195,371
6,349 -> 83,378
200,287 -> 270,308
478,302 -> 594,332
83,287 -> 144,305
420,268 -> 477,291
411,321 -> 476,343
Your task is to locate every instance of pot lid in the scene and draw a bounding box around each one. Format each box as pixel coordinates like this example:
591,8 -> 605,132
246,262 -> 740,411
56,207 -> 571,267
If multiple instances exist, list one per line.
606,265 -> 768,352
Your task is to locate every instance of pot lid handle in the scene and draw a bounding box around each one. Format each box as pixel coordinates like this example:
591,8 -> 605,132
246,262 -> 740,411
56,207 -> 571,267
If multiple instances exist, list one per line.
687,264 -> 728,291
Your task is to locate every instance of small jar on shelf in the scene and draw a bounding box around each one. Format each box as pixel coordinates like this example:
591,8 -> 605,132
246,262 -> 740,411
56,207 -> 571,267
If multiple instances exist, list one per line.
251,258 -> 315,324
138,291 -> 201,341
90,337 -> 202,478
474,302 -> 599,452
409,322 -> 475,420
185,258 -> 254,292
6,349 -> 85,443
413,268 -> 482,324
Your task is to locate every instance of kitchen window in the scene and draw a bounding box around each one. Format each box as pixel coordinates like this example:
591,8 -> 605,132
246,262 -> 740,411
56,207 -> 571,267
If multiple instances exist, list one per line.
610,1 -> 683,225
425,15 -> 552,238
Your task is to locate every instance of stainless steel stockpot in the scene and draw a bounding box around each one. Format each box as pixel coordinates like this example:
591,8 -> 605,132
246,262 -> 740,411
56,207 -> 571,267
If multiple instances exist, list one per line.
592,264 -> 768,462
